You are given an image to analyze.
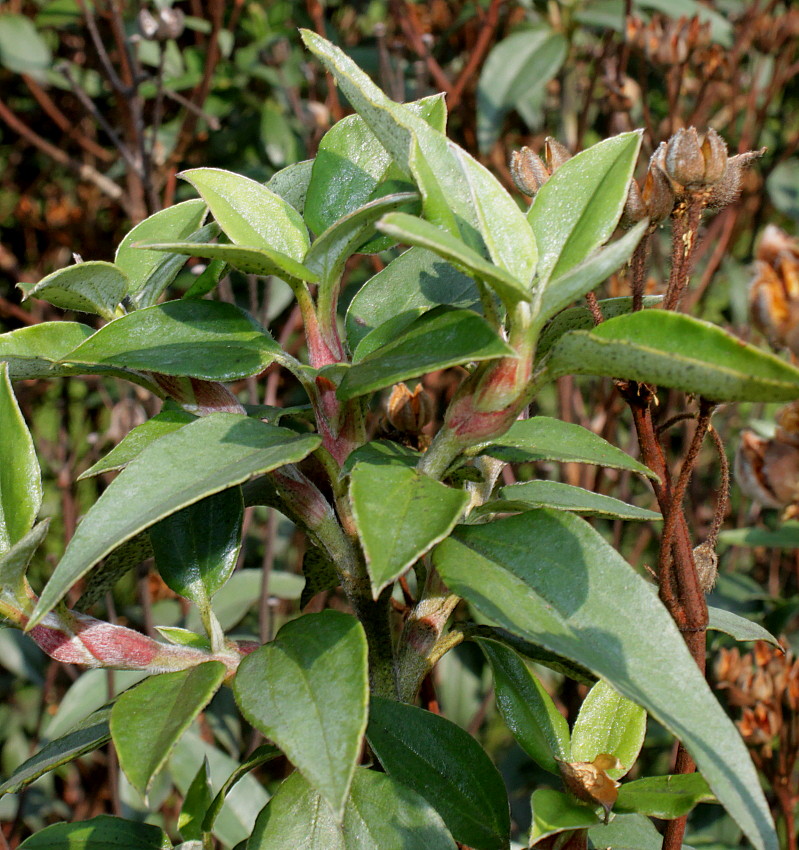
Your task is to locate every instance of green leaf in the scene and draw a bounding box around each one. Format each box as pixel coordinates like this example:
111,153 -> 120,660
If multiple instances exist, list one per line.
0,364 -> 41,554
305,95 -> 444,251
529,788 -> 601,843
615,773 -> 716,819
111,661 -> 226,798
74,532 -> 153,613
116,200 -> 208,307
180,168 -> 310,260
345,247 -> 478,350
234,611 -> 368,820
79,407 -> 196,479
537,221 -> 648,326
19,261 -> 128,320
266,159 -> 314,214
476,416 -> 657,480
432,510 -> 777,850
707,607 -> 781,648
350,463 -> 469,596
304,192 -> 417,291
141,240 -> 320,285
547,311 -> 799,402
0,14 -> 51,79
535,295 -> 663,362
340,440 -> 419,477
478,638 -> 570,774
0,520 -> 49,609
367,696 -> 510,850
150,488 -> 243,603
301,31 -> 536,286
28,413 -> 320,628
337,307 -> 514,401
477,27 -> 567,153
17,815 -> 172,850
377,212 -> 531,308
719,523 -> 799,548
528,132 -> 642,285
497,480 -> 661,521
0,321 -> 94,380
62,300 -> 281,382
571,680 -> 647,779
586,812 -> 669,850
179,759 -> 213,841
0,704 -> 111,797
248,768 -> 456,849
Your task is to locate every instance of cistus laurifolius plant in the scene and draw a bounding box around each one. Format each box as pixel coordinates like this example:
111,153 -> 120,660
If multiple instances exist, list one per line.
0,30 -> 794,850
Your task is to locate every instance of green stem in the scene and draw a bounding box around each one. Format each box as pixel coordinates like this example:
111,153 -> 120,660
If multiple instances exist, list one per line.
416,426 -> 462,480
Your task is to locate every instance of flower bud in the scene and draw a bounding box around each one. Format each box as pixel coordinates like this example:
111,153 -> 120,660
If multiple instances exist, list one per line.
545,137 -> 572,170
510,147 -> 550,197
558,754 -> 622,820
386,382 -> 433,434
664,127 -> 706,187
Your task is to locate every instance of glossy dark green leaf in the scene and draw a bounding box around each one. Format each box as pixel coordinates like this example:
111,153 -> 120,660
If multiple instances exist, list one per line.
234,611 -> 368,819
115,200 -> 208,307
345,247 -> 478,350
180,168 -> 310,260
17,815 -> 172,849
0,321 -> 94,380
477,27 -> 567,153
536,221 -> 648,326
248,768 -> 456,849
305,95 -> 444,245
378,212 -> 531,308
63,300 -> 281,382
529,788 -> 601,844
0,364 -> 41,553
615,773 -> 715,819
74,533 -> 153,613
140,240 -> 319,285
476,416 -> 657,480
571,680 -> 647,779
0,704 -> 111,797
19,261 -> 128,320
28,413 -> 320,628
350,463 -> 469,596
111,661 -> 226,798
301,31 -> 536,286
340,440 -> 419,477
150,488 -> 243,603
547,311 -> 799,402
707,607 -> 781,648
478,638 -> 570,774
432,510 -> 776,850
178,759 -> 213,841
535,295 -> 663,362
367,696 -> 510,849
528,132 -> 641,285
497,480 -> 661,521
79,408 -> 196,480
337,307 -> 514,401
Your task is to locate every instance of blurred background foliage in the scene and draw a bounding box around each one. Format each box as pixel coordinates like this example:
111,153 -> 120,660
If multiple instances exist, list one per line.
1,0 -> 799,847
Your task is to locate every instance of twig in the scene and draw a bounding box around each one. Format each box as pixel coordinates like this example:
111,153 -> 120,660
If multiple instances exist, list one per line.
448,0 -> 504,110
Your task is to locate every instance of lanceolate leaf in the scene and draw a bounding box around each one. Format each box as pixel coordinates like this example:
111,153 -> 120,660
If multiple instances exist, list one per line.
19,261 -> 128,320
0,322 -> 94,380
527,132 -> 642,286
17,815 -> 173,850
570,680 -> 647,779
0,520 -> 49,609
234,611 -> 368,820
27,413 -> 321,628
432,510 -> 777,850
350,463 -> 468,596
180,168 -> 310,261
476,416 -> 657,480
719,523 -> 799,548
478,638 -> 570,774
111,661 -> 226,797
377,212 -> 531,308
547,311 -> 799,402
707,607 -> 781,648
0,704 -> 111,797
367,697 -> 510,850
63,300 -> 281,382
344,247 -> 478,350
615,773 -> 715,819
497,480 -> 661,521
248,768 -> 457,850
0,364 -> 41,553
337,307 -> 514,401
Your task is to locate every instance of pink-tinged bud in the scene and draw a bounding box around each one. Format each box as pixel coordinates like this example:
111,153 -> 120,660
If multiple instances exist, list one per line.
272,465 -> 336,531
151,374 -> 245,416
